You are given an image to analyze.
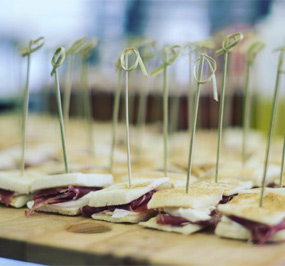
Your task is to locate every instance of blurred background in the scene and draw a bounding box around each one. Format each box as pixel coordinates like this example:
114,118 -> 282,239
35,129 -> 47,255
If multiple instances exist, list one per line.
0,0 -> 284,133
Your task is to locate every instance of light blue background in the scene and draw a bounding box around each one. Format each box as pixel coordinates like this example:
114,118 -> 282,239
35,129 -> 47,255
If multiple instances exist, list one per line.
0,258 -> 41,266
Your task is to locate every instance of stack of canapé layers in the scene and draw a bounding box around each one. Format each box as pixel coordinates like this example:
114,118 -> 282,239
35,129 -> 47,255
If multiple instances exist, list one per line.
0,114 -> 284,245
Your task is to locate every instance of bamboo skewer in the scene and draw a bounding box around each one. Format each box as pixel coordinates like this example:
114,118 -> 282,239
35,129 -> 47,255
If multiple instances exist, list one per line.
51,47 -> 69,173
151,45 -> 182,176
110,58 -> 122,173
136,42 -> 157,156
20,37 -> 45,176
280,133 -> 285,188
79,40 -> 98,156
185,41 -> 214,131
215,33 -> 243,183
186,54 -> 218,193
64,37 -> 86,127
242,41 -> 265,165
120,48 -> 148,187
137,41 -> 157,128
260,46 -> 285,207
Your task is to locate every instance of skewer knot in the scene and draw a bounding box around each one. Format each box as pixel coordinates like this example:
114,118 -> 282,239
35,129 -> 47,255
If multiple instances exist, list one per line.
115,57 -> 121,72
78,40 -> 98,59
21,37 -> 45,57
246,41 -> 265,65
163,45 -> 182,66
185,40 -> 214,54
272,46 -> 285,73
141,41 -> 157,60
193,53 -> 218,101
120,47 -> 148,76
51,47 -> 66,76
67,37 -> 87,55
151,45 -> 182,76
216,32 -> 244,56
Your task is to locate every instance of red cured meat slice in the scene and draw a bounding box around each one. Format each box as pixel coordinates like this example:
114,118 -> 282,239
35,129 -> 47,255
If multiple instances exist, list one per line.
0,188 -> 15,206
156,209 -> 221,229
228,215 -> 285,245
26,186 -> 100,217
219,194 -> 237,204
81,190 -> 156,217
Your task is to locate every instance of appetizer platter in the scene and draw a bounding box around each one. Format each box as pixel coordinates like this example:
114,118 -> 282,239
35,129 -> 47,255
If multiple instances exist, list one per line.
0,30 -> 284,266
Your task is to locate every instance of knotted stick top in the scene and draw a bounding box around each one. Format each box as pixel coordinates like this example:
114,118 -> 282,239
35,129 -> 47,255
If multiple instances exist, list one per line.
272,46 -> 285,74
193,53 -> 218,101
67,37 -> 87,55
120,47 -> 148,75
246,41 -> 265,66
51,47 -> 66,76
79,40 -> 98,59
185,40 -> 215,54
193,54 -> 216,83
21,37 -> 45,57
151,45 -> 182,76
141,41 -> 158,60
216,32 -> 244,56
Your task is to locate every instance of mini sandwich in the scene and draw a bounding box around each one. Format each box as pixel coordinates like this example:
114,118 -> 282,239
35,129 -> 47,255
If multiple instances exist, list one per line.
81,178 -> 169,223
1,143 -> 58,169
170,144 -> 238,178
171,157 -> 214,178
120,171 -> 198,189
223,128 -> 265,155
0,153 -> 16,170
155,160 -> 188,175
215,189 -> 285,244
193,176 -> 253,204
26,172 -> 113,216
270,173 -> 285,188
0,171 -> 41,208
203,162 -> 280,187
29,160 -> 106,176
140,187 -> 224,234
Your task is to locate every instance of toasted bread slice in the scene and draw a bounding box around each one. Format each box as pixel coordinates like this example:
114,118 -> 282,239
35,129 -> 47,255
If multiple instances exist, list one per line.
203,162 -> 280,187
218,192 -> 285,225
121,171 -> 197,189
0,170 -> 44,194
140,217 -> 203,234
89,178 -> 169,207
147,187 -> 223,210
91,210 -> 153,224
31,172 -> 113,192
194,176 -> 253,196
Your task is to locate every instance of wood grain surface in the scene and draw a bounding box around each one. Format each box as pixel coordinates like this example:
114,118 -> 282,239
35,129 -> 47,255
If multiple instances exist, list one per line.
1,206 -> 285,265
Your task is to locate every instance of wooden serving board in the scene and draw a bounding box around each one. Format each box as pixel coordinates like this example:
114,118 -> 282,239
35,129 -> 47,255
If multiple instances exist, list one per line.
1,206 -> 285,266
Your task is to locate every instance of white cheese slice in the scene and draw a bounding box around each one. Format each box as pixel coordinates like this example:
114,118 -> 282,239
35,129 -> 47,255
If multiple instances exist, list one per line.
1,194 -> 28,208
27,193 -> 91,209
140,217 -> 203,235
163,207 -> 215,222
94,209 -> 138,218
112,209 -> 138,218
